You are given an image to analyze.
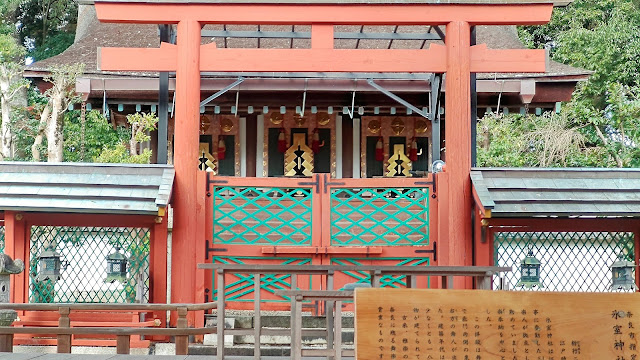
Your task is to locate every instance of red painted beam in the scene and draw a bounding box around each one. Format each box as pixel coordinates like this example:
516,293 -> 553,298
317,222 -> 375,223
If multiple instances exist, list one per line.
199,44 -> 448,73
99,45 -> 449,73
99,43 -> 546,74
470,45 -> 546,73
95,3 -> 552,26
98,43 -> 177,72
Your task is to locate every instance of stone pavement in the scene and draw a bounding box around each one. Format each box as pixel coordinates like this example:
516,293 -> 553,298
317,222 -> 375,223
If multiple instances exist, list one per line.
0,354 -> 353,359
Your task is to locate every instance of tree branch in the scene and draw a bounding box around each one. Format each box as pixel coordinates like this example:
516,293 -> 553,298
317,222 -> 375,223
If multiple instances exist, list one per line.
593,124 -> 623,167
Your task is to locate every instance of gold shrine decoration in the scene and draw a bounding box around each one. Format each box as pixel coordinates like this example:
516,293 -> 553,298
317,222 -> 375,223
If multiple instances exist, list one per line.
386,144 -> 412,177
198,143 -> 216,173
285,133 -> 314,176
220,117 -> 234,132
391,117 -> 405,135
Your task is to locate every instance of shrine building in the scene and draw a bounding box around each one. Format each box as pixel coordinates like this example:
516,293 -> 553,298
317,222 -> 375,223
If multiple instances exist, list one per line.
3,0 -> 638,337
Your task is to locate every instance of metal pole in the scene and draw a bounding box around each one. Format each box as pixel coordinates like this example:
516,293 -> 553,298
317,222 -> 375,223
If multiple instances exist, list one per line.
157,24 -> 171,164
470,26 -> 478,167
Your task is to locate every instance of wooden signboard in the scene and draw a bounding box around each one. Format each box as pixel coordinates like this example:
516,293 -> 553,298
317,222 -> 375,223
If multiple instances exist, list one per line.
355,288 -> 640,360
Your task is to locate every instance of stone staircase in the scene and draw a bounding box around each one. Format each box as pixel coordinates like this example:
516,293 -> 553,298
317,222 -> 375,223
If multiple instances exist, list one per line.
186,311 -> 355,356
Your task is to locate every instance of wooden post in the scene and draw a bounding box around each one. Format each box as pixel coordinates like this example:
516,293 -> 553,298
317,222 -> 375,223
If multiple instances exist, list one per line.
253,273 -> 261,360
334,299 -> 342,360
372,270 -> 381,288
4,211 -> 28,304
171,17 -> 203,326
292,295 -> 303,360
116,335 -> 131,354
0,334 -> 13,352
175,306 -> 188,355
150,215 -> 168,327
217,269 -> 226,359
57,307 -> 71,353
444,21 -> 473,288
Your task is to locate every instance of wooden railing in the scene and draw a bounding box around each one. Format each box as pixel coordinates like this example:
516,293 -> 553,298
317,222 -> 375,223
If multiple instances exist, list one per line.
0,302 -> 216,355
198,263 -> 511,360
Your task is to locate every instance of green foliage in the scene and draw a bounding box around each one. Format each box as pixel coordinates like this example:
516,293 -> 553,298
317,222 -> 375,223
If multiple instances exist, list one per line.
94,143 -> 152,164
63,110 -> 130,162
477,113 -> 537,167
520,0 -> 640,102
477,112 -> 600,168
30,32 -> 74,62
127,112 -> 158,145
94,112 -> 157,164
0,0 -> 19,36
10,86 -> 45,160
506,0 -> 640,168
16,0 -> 77,57
0,33 -> 25,63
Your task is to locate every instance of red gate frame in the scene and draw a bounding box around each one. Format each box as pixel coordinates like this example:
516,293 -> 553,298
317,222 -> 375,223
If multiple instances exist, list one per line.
95,0 -> 553,326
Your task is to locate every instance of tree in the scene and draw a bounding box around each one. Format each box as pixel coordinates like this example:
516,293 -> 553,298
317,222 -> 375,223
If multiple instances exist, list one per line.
481,0 -> 640,168
31,63 -> 83,162
127,112 -> 157,157
15,0 -> 78,61
63,109 -> 130,162
477,112 -> 590,168
0,33 -> 28,160
95,112 -> 157,164
0,0 -> 20,35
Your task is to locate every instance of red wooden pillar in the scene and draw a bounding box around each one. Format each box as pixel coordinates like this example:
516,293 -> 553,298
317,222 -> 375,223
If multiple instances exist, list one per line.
149,215 -> 168,326
435,171 -> 449,289
474,209 -> 492,268
444,21 -> 473,288
4,211 -> 29,304
172,18 -> 203,326
194,172 -> 207,329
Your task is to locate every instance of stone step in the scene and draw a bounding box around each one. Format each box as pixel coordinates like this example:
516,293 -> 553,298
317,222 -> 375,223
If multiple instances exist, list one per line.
233,330 -> 355,346
207,314 -> 355,329
204,312 -> 355,346
184,344 -> 356,357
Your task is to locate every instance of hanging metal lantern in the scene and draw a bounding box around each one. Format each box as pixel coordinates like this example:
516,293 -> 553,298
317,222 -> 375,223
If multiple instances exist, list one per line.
515,250 -> 542,289
611,254 -> 637,291
37,247 -> 62,282
105,247 -> 128,283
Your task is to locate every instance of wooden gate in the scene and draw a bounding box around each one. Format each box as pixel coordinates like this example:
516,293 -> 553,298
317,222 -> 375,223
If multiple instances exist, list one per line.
204,173 -> 437,309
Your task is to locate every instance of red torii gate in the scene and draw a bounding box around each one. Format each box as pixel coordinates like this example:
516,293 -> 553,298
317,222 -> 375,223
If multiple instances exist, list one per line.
95,0 -> 552,325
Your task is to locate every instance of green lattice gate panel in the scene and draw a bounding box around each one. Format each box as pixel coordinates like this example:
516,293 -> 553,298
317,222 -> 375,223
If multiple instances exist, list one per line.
212,256 -> 314,304
331,257 -> 431,290
494,232 -> 635,292
330,188 -> 429,246
212,186 -> 313,246
29,226 -> 150,303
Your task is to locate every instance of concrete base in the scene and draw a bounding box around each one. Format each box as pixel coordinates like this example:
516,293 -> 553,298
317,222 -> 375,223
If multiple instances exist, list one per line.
13,345 -> 149,355
204,317 -> 235,346
154,343 -> 176,356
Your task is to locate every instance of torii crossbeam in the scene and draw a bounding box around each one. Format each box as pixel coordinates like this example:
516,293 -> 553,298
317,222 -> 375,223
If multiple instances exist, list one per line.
95,0 -> 552,328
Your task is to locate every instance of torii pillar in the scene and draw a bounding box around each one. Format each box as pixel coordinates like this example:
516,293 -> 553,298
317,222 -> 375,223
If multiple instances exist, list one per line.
95,0 -> 553,325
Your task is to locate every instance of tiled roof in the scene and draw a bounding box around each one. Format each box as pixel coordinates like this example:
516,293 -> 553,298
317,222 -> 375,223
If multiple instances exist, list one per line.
471,168 -> 640,218
0,162 -> 174,215
25,5 -> 589,80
